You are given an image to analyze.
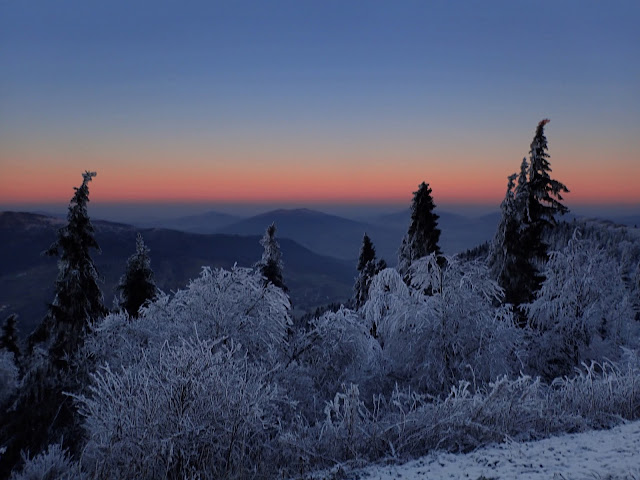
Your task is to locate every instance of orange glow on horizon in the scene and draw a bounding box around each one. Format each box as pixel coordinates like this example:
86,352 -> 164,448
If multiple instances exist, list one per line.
1,151 -> 639,207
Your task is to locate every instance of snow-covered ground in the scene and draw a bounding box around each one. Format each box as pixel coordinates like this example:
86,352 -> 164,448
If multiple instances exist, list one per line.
356,421 -> 640,479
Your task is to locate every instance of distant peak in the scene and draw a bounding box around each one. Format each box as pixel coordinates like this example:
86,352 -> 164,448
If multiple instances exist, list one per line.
262,208 -> 324,217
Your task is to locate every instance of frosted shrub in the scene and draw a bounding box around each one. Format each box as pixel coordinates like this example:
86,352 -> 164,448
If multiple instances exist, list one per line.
10,443 -> 83,480
363,258 -> 524,394
76,337 -> 283,479
320,384 -> 376,461
283,307 -> 382,417
84,265 -> 292,370
527,231 -> 637,379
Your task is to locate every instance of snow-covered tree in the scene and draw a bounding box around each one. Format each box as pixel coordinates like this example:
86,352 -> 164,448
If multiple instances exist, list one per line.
0,172 -> 105,477
29,171 -> 107,362
0,314 -> 20,360
526,230 -> 637,379
256,222 -> 287,292
398,182 -> 442,281
353,234 -> 386,309
490,166 -> 542,319
489,173 -> 517,279
116,233 -> 158,318
490,121 -> 568,319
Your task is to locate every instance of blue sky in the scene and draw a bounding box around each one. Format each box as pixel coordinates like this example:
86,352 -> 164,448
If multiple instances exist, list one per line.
1,0 -> 639,210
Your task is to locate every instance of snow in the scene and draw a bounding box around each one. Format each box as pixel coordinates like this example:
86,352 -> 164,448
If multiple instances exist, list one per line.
359,421 -> 640,479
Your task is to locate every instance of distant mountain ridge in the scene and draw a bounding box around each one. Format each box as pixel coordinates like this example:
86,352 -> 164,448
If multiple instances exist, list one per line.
0,212 -> 355,338
145,207 -> 502,263
134,210 -> 242,232
217,208 -> 403,262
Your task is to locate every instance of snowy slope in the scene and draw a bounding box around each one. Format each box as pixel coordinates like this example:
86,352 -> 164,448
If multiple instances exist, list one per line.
349,421 -> 640,479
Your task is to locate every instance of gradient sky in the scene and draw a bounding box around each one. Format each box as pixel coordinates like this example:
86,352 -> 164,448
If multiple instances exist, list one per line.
1,0 -> 639,210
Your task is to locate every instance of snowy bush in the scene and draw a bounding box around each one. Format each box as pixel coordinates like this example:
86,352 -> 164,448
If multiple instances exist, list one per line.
0,349 -> 19,407
527,231 -> 637,379
84,265 -> 292,370
363,258 -> 524,394
76,337 -> 285,479
311,352 -> 640,464
283,307 -> 382,418
10,443 -> 83,480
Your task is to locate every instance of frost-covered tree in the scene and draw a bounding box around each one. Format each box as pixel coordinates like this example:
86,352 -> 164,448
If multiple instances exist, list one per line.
0,172 -> 106,477
397,182 -> 441,281
489,173 -> 517,279
0,314 -> 20,360
526,231 -> 636,380
490,166 -> 542,317
117,233 -> 158,318
29,171 -> 107,361
353,234 -> 386,309
490,121 -> 568,319
256,222 -> 287,292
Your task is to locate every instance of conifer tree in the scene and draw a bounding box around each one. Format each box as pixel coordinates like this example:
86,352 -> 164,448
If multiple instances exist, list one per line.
256,222 -> 287,292
0,314 -> 20,360
490,120 -> 568,320
398,182 -> 442,280
29,171 -> 107,361
527,119 -> 569,227
1,171 -> 106,477
353,234 -> 386,308
490,171 -> 541,314
117,233 -> 158,318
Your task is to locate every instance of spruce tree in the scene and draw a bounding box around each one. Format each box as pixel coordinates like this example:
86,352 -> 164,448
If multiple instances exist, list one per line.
527,119 -> 569,227
256,222 -> 287,292
488,173 -> 517,280
490,120 -> 568,322
29,171 -> 107,361
353,233 -> 385,308
0,314 -> 20,360
1,171 -> 106,477
117,233 -> 158,318
398,182 -> 442,280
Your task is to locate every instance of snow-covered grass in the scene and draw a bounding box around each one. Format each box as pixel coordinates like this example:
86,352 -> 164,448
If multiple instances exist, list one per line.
355,419 -> 640,480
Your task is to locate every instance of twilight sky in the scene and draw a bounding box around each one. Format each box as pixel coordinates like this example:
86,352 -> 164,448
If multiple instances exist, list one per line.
1,0 -> 639,210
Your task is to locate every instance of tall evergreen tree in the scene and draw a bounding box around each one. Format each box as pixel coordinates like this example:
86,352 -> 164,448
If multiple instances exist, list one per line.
0,314 -> 20,360
398,182 -> 442,280
489,171 -> 541,315
353,234 -> 386,308
527,119 -> 569,227
489,120 -> 568,321
29,171 -> 107,361
1,171 -> 106,477
256,222 -> 287,292
117,233 -> 158,318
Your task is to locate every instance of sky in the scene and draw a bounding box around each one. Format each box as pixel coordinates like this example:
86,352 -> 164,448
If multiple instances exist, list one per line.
1,0 -> 639,216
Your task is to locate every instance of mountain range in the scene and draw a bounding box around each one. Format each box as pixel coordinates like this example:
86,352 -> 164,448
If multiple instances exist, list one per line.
0,212 -> 355,338
131,207 -> 502,263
